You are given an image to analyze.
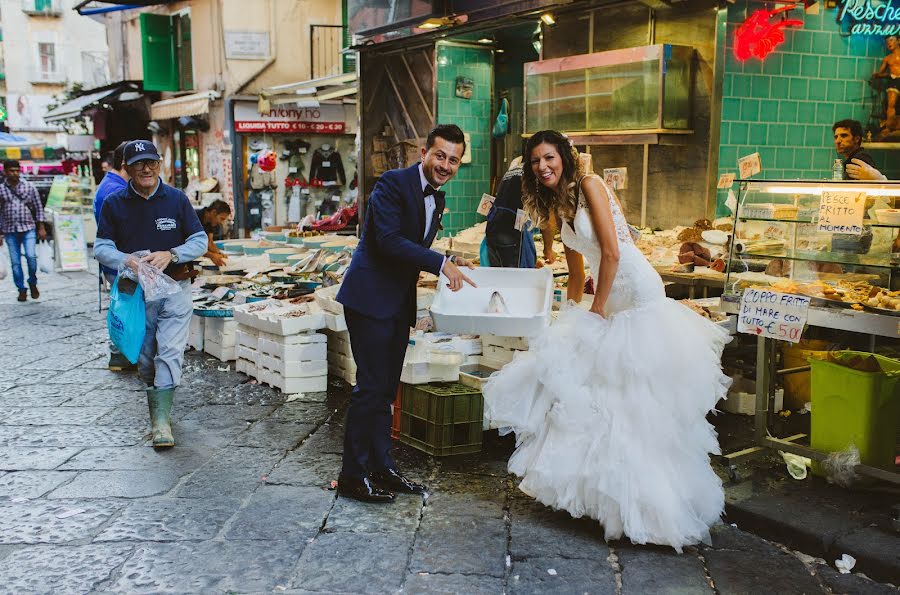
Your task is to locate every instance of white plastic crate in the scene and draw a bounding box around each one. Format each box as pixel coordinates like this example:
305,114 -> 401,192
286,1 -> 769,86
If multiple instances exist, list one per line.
430,267 -> 552,337
233,300 -> 326,336
188,315 -> 205,351
258,336 -> 327,361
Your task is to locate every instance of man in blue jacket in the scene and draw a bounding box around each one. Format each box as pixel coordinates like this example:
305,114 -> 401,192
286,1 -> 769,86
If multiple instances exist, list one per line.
336,124 -> 475,502
93,141 -> 131,370
95,140 -> 207,448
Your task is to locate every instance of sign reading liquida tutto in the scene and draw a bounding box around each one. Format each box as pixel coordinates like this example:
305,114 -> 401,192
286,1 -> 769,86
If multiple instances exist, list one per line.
233,103 -> 356,134
840,0 -> 900,36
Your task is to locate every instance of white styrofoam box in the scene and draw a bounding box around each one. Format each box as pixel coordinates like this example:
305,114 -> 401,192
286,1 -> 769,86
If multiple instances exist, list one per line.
328,352 -> 358,373
205,317 -> 238,337
258,366 -> 328,393
236,358 -> 258,377
236,344 -> 258,365
236,326 -> 260,349
313,284 -> 344,315
328,355 -> 357,385
204,340 -> 236,362
324,329 -> 354,358
233,300 -> 326,336
259,337 -> 327,362
483,344 -> 520,365
324,312 -> 348,333
188,315 -> 205,351
430,267 -> 553,337
400,361 -> 460,384
416,287 -> 436,310
720,389 -> 783,415
258,331 -> 327,346
258,354 -> 328,378
480,355 -> 510,370
464,354 -> 481,365
481,334 -> 529,351
408,332 -> 482,356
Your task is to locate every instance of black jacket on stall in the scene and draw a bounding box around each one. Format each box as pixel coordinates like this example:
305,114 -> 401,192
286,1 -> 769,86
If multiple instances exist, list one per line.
309,147 -> 346,186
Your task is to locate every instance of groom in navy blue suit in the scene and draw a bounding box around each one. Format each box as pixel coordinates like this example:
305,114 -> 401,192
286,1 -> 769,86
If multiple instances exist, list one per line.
336,124 -> 475,502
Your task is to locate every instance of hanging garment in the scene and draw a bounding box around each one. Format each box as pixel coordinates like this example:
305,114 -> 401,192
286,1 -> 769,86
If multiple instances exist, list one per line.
309,146 -> 346,186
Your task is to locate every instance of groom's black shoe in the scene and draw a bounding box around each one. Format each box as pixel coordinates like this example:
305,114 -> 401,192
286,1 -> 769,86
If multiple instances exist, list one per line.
371,468 -> 427,495
337,475 -> 395,503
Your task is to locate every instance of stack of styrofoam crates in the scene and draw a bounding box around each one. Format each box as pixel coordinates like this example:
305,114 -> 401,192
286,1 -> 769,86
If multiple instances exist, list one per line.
313,284 -> 359,386
480,334 -> 529,369
233,299 -> 328,393
235,325 -> 260,377
400,332 -> 482,385
257,332 -> 328,393
204,317 -> 238,361
188,314 -> 205,351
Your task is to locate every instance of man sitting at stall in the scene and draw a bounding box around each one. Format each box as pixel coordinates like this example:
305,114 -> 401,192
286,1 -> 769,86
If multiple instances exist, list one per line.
833,119 -> 876,179
196,199 -> 231,267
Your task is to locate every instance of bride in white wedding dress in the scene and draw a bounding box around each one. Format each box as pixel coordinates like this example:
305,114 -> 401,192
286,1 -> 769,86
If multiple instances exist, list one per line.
482,130 -> 732,552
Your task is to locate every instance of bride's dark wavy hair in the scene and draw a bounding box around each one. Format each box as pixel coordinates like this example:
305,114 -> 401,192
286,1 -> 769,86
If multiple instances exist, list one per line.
521,130 -> 585,227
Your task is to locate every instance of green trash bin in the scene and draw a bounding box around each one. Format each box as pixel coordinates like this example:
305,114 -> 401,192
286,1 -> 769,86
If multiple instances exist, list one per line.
810,351 -> 900,475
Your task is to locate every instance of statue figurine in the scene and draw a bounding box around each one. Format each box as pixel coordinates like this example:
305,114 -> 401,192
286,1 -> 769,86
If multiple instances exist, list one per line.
874,35 -> 900,138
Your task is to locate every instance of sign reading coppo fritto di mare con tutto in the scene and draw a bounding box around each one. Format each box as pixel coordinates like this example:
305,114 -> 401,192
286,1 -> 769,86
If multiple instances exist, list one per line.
840,0 -> 900,36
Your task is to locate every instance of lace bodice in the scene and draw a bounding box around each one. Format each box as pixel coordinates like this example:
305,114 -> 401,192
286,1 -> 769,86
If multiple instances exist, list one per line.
560,175 -> 664,313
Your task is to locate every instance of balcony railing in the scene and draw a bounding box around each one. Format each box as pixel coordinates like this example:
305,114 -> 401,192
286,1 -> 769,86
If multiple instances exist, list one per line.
29,67 -> 65,84
22,0 -> 62,16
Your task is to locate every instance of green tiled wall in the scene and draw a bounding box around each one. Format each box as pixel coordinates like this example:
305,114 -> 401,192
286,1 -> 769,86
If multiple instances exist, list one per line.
436,43 -> 493,234
717,2 -> 895,214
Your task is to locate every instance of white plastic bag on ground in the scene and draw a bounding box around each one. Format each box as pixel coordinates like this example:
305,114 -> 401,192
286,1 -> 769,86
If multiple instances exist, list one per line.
119,250 -> 181,302
0,245 -> 7,280
37,241 -> 53,274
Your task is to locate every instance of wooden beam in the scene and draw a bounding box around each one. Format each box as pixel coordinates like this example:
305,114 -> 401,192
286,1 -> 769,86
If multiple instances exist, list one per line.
400,54 -> 433,122
385,67 -> 419,139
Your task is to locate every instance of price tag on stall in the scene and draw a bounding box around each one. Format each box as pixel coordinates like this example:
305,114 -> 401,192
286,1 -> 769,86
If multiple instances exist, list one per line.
816,191 -> 866,235
737,288 -> 810,344
476,193 -> 495,216
514,208 -> 529,231
717,173 -> 736,189
603,167 -> 628,190
738,152 -> 762,178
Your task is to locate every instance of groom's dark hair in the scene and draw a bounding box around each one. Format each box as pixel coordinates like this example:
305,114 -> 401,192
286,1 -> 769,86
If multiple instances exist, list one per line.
426,124 -> 466,155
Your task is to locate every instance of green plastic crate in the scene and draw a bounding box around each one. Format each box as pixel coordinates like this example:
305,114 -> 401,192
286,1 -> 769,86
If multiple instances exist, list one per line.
399,382 -> 483,456
810,351 -> 900,475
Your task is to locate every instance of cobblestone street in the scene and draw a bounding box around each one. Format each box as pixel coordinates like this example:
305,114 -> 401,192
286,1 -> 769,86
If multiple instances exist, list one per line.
0,268 -> 896,594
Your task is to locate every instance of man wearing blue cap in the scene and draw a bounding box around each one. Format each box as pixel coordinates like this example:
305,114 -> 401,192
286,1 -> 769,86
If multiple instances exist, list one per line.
94,140 -> 207,447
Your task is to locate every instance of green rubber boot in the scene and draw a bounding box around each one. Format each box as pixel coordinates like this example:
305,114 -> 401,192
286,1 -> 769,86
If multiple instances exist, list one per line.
146,388 -> 175,448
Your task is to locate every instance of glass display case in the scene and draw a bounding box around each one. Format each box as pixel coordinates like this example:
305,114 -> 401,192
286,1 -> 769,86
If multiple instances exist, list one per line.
524,44 -> 695,134
724,179 -> 900,312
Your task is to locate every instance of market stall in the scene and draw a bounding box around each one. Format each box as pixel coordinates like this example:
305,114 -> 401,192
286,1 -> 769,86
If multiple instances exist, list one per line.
719,178 -> 900,485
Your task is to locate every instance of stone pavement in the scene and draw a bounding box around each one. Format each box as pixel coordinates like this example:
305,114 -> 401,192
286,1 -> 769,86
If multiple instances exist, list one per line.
0,268 -> 896,594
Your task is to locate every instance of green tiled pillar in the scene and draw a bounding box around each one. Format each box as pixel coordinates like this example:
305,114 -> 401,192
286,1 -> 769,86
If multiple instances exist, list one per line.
436,43 -> 493,235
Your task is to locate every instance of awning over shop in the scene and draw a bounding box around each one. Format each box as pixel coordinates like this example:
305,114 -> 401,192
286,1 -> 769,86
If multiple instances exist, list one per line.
0,132 -> 45,147
150,91 -> 219,121
43,82 -> 144,123
259,72 -> 357,111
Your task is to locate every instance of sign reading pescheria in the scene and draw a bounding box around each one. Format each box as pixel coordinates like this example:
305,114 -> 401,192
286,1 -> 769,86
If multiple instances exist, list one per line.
840,0 -> 900,36
738,288 -> 811,344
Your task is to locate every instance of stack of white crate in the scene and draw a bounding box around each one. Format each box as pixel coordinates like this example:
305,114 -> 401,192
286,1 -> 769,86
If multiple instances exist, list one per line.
480,334 -> 529,369
233,299 -> 328,393
188,314 -> 205,351
204,317 -> 238,361
400,332 -> 482,384
235,325 -> 260,377
313,284 -> 358,386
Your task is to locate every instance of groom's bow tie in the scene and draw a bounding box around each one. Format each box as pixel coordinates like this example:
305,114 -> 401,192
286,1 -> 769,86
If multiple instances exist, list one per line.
423,184 -> 445,201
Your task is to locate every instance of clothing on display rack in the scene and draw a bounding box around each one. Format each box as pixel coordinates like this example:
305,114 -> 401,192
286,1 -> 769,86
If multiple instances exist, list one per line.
246,190 -> 263,230
309,144 -> 346,187
248,162 -> 276,190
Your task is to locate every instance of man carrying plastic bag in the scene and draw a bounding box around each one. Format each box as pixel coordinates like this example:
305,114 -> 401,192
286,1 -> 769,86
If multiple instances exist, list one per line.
94,140 -> 207,448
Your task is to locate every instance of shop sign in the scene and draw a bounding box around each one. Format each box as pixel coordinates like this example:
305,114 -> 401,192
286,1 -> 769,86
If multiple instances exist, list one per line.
738,288 -> 810,344
839,0 -> 900,36
734,7 -> 803,61
816,190 -> 866,234
234,103 -> 348,134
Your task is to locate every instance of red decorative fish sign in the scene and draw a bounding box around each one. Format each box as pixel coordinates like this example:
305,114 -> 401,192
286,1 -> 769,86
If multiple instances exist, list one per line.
734,6 -> 804,61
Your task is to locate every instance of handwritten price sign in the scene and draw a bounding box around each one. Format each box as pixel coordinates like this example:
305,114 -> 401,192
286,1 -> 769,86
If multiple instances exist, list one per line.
737,288 -> 810,344
817,191 -> 866,235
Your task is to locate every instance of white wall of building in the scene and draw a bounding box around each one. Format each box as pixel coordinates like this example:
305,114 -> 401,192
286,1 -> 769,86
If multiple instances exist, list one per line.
2,0 -> 109,138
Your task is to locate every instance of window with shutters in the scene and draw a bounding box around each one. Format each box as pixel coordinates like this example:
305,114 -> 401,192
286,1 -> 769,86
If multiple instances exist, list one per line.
140,11 -> 194,92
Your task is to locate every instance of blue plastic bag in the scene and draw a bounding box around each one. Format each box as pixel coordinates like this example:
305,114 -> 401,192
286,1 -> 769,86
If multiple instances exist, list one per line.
107,276 -> 146,364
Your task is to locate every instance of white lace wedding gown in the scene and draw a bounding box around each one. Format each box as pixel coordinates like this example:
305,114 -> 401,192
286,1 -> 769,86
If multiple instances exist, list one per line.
482,177 -> 732,552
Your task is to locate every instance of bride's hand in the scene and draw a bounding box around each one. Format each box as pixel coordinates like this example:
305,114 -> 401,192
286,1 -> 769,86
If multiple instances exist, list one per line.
589,300 -> 607,318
